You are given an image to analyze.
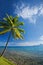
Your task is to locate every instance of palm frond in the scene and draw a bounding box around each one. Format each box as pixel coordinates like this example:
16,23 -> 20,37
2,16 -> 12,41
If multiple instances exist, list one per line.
13,16 -> 19,22
0,21 -> 10,29
10,16 -> 13,20
18,22 -> 24,25
12,28 -> 24,39
0,21 -> 8,26
18,28 -> 25,33
0,26 -> 5,28
3,14 -> 14,27
0,14 -> 24,40
0,28 -> 11,35
15,22 -> 24,27
3,17 -> 11,25
11,29 -> 18,39
6,14 -> 14,27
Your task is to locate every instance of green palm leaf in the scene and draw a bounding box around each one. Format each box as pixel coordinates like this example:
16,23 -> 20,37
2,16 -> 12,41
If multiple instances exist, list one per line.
0,14 -> 24,39
0,28 -> 11,35
0,14 -> 24,57
0,26 -> 5,28
12,28 -> 24,39
18,28 -> 25,33
13,16 -> 19,23
0,21 -> 8,26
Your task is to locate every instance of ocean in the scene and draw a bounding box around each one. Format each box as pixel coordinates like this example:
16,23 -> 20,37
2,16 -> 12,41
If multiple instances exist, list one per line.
0,45 -> 43,65
0,45 -> 43,57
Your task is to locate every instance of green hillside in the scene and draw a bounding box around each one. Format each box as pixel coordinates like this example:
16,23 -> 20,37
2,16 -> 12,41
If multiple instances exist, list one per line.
0,56 -> 16,65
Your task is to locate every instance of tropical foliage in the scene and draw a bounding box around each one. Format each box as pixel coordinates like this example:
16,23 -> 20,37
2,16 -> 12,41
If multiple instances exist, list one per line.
0,14 -> 24,39
0,14 -> 24,56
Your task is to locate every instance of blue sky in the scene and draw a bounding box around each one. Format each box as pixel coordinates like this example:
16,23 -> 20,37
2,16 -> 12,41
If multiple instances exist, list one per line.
0,0 -> 43,46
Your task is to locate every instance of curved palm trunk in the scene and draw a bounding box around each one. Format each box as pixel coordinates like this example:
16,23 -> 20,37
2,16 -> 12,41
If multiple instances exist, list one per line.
0,32 -> 11,57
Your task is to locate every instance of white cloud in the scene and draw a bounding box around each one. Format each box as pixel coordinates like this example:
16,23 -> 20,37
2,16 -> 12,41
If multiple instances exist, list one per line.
40,35 -> 43,41
9,35 -> 43,46
14,3 -> 43,24
15,6 -> 38,24
15,42 -> 39,46
0,35 -> 43,46
11,41 -> 43,46
10,35 -> 43,46
0,40 -> 43,46
40,8 -> 43,15
39,4 -> 43,15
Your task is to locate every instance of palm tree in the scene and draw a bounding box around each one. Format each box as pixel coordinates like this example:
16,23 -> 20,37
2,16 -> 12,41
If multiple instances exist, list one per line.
0,14 -> 24,56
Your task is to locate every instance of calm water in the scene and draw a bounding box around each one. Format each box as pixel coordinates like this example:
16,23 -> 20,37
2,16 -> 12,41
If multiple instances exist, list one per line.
0,45 -> 43,57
